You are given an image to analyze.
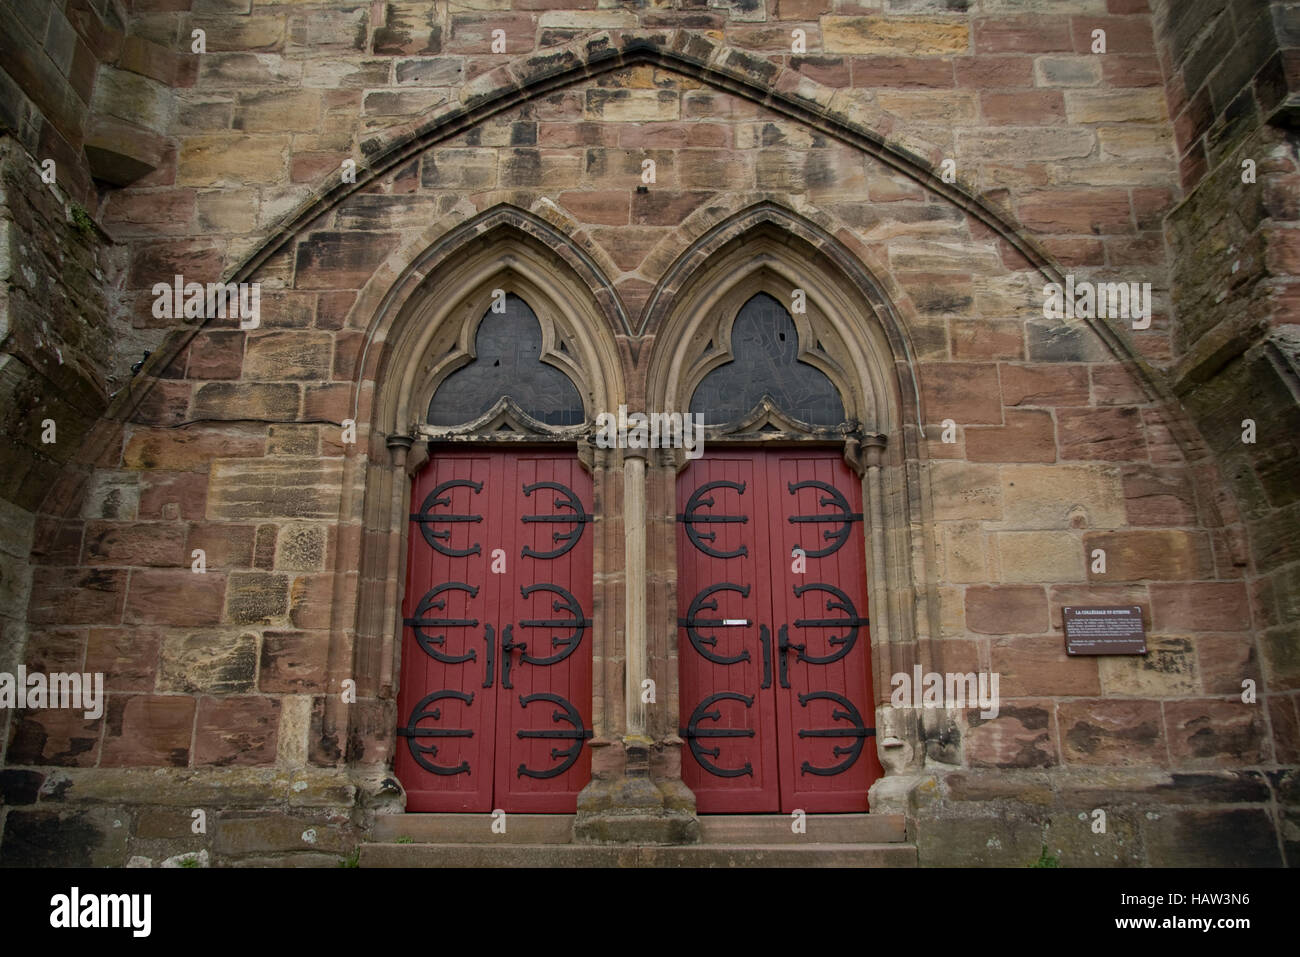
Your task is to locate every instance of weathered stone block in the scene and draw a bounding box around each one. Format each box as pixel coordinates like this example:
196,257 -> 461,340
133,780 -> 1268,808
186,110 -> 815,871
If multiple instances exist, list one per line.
992,634 -> 1100,696
1058,698 -> 1166,766
965,585 -> 1049,634
1149,582 -> 1250,632
224,572 -> 289,624
824,16 -> 969,56
1143,808 -> 1283,866
101,695 -> 196,767
124,569 -> 227,626
81,521 -> 187,567
193,383 -> 300,421
995,530 -> 1084,582
177,134 -> 291,186
1099,636 -> 1198,697
998,464 -> 1125,529
1164,698 -> 1270,768
213,810 -> 355,856
1083,529 -> 1212,581
194,695 -> 280,766
207,460 -> 343,520
159,631 -> 258,694
0,807 -> 130,866
965,702 -> 1059,768
259,630 -> 330,693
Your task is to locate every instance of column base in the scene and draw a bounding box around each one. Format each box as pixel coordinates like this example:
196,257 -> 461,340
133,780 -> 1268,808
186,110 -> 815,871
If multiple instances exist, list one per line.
573,736 -> 700,845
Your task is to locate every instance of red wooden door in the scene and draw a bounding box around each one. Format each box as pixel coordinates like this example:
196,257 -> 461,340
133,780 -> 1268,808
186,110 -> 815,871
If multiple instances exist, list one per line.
677,449 -> 883,813
396,450 -> 593,812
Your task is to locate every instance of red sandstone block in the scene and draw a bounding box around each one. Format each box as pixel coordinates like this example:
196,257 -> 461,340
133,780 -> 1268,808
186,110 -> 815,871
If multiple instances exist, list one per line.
919,362 -> 1002,425
194,695 -> 281,766
981,90 -> 1065,125
965,585 -> 1049,635
1001,363 -> 1090,406
22,629 -> 84,674
6,709 -> 102,766
1120,465 -> 1198,526
1101,54 -> 1162,87
182,335 -> 242,385
292,232 -> 400,290
559,190 -> 631,225
138,471 -> 208,521
445,13 -> 536,55
1150,582 -> 1251,632
974,16 -> 1073,54
186,523 -> 257,571
31,517 -> 84,565
82,521 -> 187,567
1057,406 -> 1149,461
1070,16 -> 1156,55
124,569 -> 227,626
950,320 -> 1024,359
1083,529 -> 1212,580
101,694 -> 196,766
315,291 -> 357,331
965,699 -> 1061,769
1058,698 -> 1167,766
29,568 -> 127,626
1265,695 -> 1300,764
852,56 -> 954,88
1017,189 -> 1134,233
302,382 -> 352,422
992,635 -> 1101,696
259,630 -> 332,693
537,121 -> 618,147
1040,236 -> 1106,267
966,409 -> 1057,463
790,55 -> 850,87
127,241 -> 224,291
1164,699 -> 1270,767
630,190 -> 711,226
85,627 -> 161,692
954,56 -> 1035,89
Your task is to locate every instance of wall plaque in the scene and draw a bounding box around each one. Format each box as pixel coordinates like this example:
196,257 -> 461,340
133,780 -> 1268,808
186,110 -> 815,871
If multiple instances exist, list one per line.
1063,605 -> 1147,655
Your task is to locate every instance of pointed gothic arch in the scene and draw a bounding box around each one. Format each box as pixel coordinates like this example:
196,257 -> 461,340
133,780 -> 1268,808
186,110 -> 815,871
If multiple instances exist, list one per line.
642,204 -> 932,783
346,208 -> 628,787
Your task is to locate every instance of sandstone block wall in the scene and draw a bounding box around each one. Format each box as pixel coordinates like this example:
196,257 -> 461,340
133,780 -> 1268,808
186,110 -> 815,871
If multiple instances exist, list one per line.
0,0 -> 1295,867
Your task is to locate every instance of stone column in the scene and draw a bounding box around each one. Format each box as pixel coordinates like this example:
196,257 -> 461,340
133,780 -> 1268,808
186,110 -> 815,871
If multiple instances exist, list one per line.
574,445 -> 698,845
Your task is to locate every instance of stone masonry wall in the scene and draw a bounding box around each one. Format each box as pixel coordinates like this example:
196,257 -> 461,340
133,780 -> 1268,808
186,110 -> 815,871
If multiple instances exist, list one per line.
0,1 -> 1295,867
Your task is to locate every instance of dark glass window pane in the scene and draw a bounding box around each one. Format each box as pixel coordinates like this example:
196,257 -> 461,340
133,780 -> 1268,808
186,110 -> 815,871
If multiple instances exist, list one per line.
427,294 -> 585,427
689,292 -> 845,426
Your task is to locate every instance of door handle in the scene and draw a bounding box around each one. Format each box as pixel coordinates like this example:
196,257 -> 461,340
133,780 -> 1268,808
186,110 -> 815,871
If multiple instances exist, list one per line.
759,624 -> 772,689
501,624 -> 526,689
778,625 -> 803,689
483,623 -> 495,688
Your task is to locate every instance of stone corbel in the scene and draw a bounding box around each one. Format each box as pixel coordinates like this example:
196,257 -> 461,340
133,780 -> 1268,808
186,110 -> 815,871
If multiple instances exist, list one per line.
843,431 -> 887,476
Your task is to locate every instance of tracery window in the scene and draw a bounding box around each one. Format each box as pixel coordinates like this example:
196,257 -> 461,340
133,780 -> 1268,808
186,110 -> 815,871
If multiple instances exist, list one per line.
688,292 -> 846,428
427,293 -> 585,428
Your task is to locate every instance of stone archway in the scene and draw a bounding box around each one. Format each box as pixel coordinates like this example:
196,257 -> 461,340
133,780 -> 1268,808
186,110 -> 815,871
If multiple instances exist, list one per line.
341,208 -> 628,810
641,205 -> 935,813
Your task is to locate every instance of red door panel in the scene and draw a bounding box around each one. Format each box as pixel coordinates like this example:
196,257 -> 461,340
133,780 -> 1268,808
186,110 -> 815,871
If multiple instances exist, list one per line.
676,455 -> 780,812
677,449 -> 882,814
396,450 -> 592,813
768,454 -> 883,813
494,456 -> 593,812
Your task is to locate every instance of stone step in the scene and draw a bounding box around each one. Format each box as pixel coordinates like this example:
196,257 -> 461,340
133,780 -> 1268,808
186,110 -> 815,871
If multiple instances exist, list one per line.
370,813 -> 574,844
359,842 -> 917,868
699,813 -> 907,845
